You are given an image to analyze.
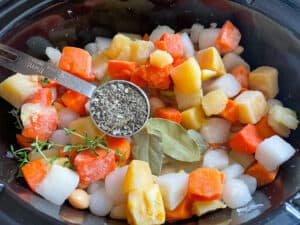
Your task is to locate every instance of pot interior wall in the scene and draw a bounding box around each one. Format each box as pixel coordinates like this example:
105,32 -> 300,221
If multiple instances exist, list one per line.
0,1 -> 299,225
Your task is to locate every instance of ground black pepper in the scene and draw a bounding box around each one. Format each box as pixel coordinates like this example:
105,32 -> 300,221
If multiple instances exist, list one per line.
90,80 -> 150,137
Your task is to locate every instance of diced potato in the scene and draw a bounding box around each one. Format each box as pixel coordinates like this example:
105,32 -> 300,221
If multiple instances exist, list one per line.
268,105 -> 298,137
249,66 -> 279,99
104,34 -> 132,59
171,57 -> 202,94
196,47 -> 226,76
181,105 -> 206,130
149,97 -> 165,116
200,118 -> 231,144
67,116 -> 103,144
0,73 -> 41,108
174,86 -> 202,110
234,90 -> 267,124
29,149 -> 59,161
21,103 -> 44,127
150,50 -> 173,68
110,204 -> 127,220
192,200 -> 226,216
127,184 -> 165,225
201,69 -> 218,81
121,33 -> 142,40
202,89 -> 228,116
228,150 -> 255,169
130,40 -> 154,65
92,53 -> 109,81
123,160 -> 154,193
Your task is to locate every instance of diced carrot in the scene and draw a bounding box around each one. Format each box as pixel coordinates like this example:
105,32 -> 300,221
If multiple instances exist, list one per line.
107,60 -> 137,81
188,168 -> 224,201
130,65 -> 147,88
230,64 -> 249,88
220,99 -> 239,123
22,106 -> 59,141
143,33 -> 150,41
25,88 -> 54,106
21,159 -> 49,191
166,195 -> 193,221
106,136 -> 131,166
154,40 -> 167,51
154,107 -> 182,123
39,77 -> 59,88
61,90 -> 88,116
142,64 -> 172,90
16,134 -> 33,148
58,46 -> 94,81
255,116 -> 277,139
215,20 -> 241,54
229,124 -> 263,154
246,162 -> 278,187
159,33 -> 184,59
73,148 -> 116,185
172,57 -> 188,67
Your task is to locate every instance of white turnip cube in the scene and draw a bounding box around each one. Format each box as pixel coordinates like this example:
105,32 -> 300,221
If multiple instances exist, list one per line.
157,173 -> 189,211
205,74 -> 241,98
222,179 -> 252,209
89,188 -> 113,216
255,135 -> 296,171
36,165 -> 79,205
222,163 -> 244,182
222,52 -> 250,71
202,149 -> 229,169
238,174 -> 257,194
200,118 -> 231,144
87,181 -> 105,194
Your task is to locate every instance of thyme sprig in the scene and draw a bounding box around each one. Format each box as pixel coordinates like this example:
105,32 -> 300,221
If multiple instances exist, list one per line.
39,77 -> 51,87
8,108 -> 23,130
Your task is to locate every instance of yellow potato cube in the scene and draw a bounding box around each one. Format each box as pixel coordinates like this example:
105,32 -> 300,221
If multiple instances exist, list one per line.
92,53 -> 109,80
131,40 -> 154,65
104,34 -> 132,59
249,66 -> 279,99
123,160 -> 154,193
150,50 -> 173,68
174,86 -> 203,110
181,105 -> 206,130
192,200 -> 226,216
0,73 -> 41,108
234,90 -> 267,124
68,116 -> 103,144
201,69 -> 218,81
170,57 -> 201,94
127,184 -> 165,225
196,47 -> 226,76
202,89 -> 228,116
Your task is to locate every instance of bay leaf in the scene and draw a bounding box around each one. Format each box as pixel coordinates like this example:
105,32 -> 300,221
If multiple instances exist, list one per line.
187,129 -> 208,154
132,130 -> 164,175
161,156 -> 202,174
146,118 -> 202,162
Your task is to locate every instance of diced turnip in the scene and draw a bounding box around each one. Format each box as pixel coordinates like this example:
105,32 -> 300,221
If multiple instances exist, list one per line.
200,118 -> 231,144
222,52 -> 250,71
238,174 -> 257,194
267,99 -> 282,110
87,180 -> 105,194
92,53 -> 109,81
222,163 -> 244,182
105,166 -> 128,205
205,74 -> 241,98
149,25 -> 175,41
255,135 -> 296,171
84,42 -> 98,56
228,150 -> 255,169
45,47 -> 61,65
180,32 -> 195,57
190,23 -> 204,43
49,129 -> 70,145
58,108 -> 80,129
95,36 -> 112,52
222,178 -> 252,209
89,188 -> 113,216
157,172 -> 189,211
198,28 -> 220,50
36,165 -> 79,205
202,149 -> 229,170
110,204 -> 127,220
149,97 -> 165,116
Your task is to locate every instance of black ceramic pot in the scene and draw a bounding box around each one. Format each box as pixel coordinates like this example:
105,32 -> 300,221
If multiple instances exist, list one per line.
0,1 -> 299,225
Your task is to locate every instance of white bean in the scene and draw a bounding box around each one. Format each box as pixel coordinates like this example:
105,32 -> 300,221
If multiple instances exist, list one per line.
68,189 -> 90,209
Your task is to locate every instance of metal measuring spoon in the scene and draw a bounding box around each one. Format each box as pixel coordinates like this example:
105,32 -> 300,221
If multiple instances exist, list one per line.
0,43 -> 150,137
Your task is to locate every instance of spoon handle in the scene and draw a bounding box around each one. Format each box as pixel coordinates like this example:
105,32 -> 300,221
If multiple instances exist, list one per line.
0,43 -> 96,98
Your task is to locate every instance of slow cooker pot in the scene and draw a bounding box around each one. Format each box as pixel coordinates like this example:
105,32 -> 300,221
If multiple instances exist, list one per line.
0,0 -> 299,224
